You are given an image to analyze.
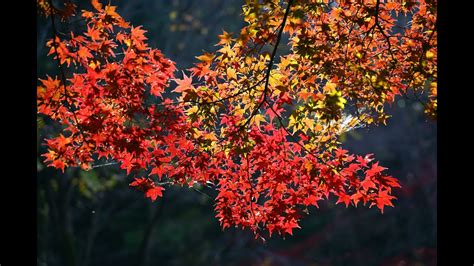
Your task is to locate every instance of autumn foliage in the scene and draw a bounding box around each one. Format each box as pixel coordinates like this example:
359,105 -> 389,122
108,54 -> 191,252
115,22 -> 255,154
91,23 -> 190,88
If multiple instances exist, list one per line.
38,0 -> 436,238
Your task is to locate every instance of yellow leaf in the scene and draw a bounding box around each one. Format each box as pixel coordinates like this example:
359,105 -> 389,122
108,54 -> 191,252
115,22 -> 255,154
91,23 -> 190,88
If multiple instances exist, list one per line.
430,82 -> 437,96
302,118 -> 314,130
195,52 -> 215,63
319,135 -> 330,142
218,31 -> 233,45
425,50 -> 435,60
210,106 -> 216,115
186,106 -> 199,115
89,61 -> 96,69
314,124 -> 323,132
288,116 -> 296,128
370,75 -> 377,83
254,114 -> 265,128
245,56 -> 253,65
234,108 -> 245,117
218,45 -> 234,57
304,160 -> 313,172
192,128 -> 201,138
226,68 -> 237,80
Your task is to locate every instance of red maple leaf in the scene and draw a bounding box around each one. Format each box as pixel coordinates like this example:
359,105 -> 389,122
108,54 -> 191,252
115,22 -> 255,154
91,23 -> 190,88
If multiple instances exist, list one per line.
379,175 -> 402,188
150,165 -> 166,179
173,72 -> 194,93
130,177 -> 165,201
283,220 -> 301,236
334,148 -> 348,159
361,177 -> 377,191
51,160 -> 66,173
372,189 -> 396,214
129,177 -> 148,187
120,153 -> 135,175
303,194 -> 320,207
145,186 -> 164,201
366,162 -> 386,178
336,192 -> 352,207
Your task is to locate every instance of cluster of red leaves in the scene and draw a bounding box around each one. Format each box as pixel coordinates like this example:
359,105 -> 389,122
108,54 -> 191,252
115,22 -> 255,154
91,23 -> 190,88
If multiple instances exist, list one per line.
38,1 -> 192,200
37,0 -> 436,238
212,126 -> 401,237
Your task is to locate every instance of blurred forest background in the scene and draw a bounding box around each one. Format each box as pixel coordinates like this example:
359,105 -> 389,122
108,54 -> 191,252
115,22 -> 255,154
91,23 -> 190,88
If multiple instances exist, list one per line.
37,1 -> 437,265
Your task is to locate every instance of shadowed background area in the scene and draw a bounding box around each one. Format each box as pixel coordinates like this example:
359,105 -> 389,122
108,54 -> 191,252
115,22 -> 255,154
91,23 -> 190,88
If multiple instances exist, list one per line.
37,1 -> 437,265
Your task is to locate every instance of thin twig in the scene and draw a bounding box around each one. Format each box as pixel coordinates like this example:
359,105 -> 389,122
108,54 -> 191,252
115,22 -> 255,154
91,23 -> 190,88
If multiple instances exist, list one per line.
90,162 -> 119,169
48,0 -> 86,140
241,0 -> 294,129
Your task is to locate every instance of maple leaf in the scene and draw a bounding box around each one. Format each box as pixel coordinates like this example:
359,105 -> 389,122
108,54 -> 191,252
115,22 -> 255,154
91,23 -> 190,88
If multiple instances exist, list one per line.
279,92 -> 292,104
253,114 -> 266,128
195,53 -> 215,63
217,190 -> 234,200
131,26 -> 148,42
217,30 -> 233,45
130,177 -> 148,187
217,45 -> 234,57
361,177 -> 377,191
334,148 -> 348,159
345,163 -> 361,174
283,220 -> 301,236
303,195 -> 320,207
145,186 -> 164,201
299,90 -> 318,102
366,162 -> 387,178
173,72 -> 194,93
77,46 -> 92,61
372,190 -> 396,214
379,175 -> 402,188
189,63 -> 212,78
336,192 -> 351,207
351,192 -> 364,207
51,160 -> 66,173
120,153 -> 135,175
265,106 -> 283,123
91,0 -> 102,11
56,134 -> 71,148
226,68 -> 237,80
86,26 -> 101,41
150,165 -> 166,179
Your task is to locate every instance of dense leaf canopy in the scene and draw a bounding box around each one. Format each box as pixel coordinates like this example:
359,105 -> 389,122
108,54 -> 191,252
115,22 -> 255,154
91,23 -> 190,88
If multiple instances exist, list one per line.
38,0 -> 436,239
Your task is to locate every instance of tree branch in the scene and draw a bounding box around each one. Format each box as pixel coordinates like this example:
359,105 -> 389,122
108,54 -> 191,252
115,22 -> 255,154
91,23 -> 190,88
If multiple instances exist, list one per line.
48,0 -> 87,141
240,0 -> 294,129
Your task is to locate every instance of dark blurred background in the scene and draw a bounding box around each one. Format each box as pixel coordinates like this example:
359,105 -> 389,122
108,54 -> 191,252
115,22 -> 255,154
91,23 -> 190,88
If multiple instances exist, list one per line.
37,1 -> 437,265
